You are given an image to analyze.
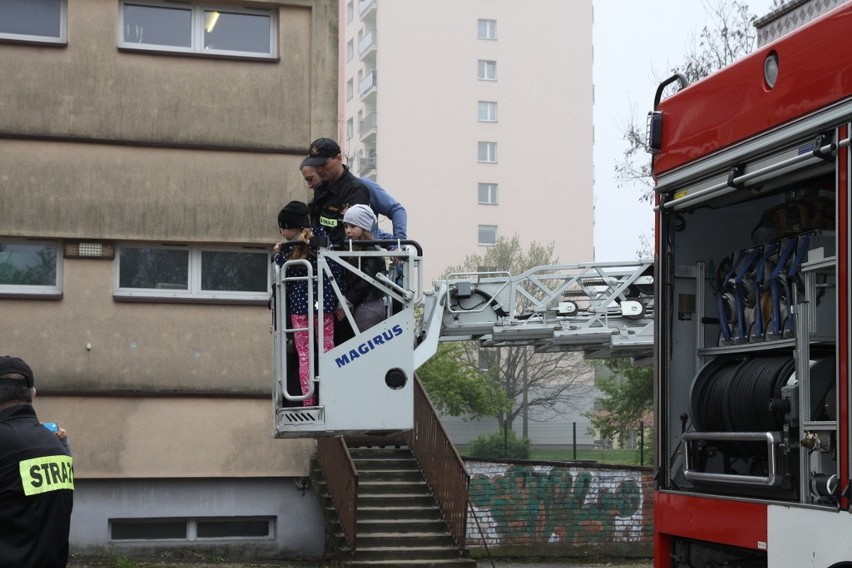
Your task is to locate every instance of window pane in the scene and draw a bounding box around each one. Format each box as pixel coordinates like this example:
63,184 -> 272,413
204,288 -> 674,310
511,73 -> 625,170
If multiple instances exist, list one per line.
196,519 -> 270,538
201,251 -> 268,292
477,19 -> 496,40
478,101 -> 497,122
119,248 -> 189,290
123,4 -> 192,47
478,60 -> 496,80
0,0 -> 62,38
0,243 -> 57,286
478,183 -> 497,204
111,519 -> 186,540
478,225 -> 497,245
478,142 -> 497,162
204,11 -> 270,54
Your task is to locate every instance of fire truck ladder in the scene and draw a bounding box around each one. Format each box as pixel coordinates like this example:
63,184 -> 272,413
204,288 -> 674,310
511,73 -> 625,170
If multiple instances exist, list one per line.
414,260 -> 655,369
272,247 -> 654,438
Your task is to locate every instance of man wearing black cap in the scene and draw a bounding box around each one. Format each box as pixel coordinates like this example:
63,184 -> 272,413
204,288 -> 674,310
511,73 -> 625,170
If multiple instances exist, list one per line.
303,137 -> 370,246
0,356 -> 74,568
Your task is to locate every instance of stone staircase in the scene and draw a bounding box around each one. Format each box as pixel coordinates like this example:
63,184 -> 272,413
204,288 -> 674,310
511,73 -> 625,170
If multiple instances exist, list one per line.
313,440 -> 476,568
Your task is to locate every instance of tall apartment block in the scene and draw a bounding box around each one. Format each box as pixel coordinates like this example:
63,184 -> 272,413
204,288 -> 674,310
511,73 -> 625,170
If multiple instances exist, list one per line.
340,0 -> 594,283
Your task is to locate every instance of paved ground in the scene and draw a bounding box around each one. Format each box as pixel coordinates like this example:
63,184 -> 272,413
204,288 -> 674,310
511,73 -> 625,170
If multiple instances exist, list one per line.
68,558 -> 653,568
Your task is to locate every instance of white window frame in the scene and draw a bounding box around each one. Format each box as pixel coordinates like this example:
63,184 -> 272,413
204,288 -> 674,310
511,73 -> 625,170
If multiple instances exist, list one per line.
346,39 -> 354,61
0,239 -> 63,297
478,183 -> 498,205
346,78 -> 354,101
477,19 -> 497,40
114,244 -> 271,302
477,59 -> 497,81
0,0 -> 67,44
478,141 -> 497,163
478,101 -> 497,122
478,225 -> 498,246
118,1 -> 277,59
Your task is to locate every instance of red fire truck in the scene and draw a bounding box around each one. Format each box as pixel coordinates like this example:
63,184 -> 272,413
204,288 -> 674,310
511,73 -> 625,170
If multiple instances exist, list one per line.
649,3 -> 851,566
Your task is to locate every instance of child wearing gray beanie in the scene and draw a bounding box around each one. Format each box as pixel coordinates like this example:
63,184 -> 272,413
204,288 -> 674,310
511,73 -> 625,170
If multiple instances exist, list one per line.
339,204 -> 387,332
342,204 -> 376,234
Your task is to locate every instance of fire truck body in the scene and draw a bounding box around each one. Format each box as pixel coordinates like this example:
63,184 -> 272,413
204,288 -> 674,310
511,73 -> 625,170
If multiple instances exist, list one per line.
652,4 -> 851,567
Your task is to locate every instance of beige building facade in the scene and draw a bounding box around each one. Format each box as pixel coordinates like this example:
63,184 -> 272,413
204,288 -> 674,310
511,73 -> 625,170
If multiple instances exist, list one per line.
341,0 -> 595,283
1,0 -> 337,557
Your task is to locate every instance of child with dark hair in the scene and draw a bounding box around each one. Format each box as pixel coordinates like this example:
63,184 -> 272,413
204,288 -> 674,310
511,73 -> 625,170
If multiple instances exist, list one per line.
275,201 -> 339,406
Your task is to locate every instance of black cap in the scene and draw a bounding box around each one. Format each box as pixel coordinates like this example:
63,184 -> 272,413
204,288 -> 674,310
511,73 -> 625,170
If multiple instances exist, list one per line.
278,201 -> 310,230
0,356 -> 34,388
302,137 -> 341,167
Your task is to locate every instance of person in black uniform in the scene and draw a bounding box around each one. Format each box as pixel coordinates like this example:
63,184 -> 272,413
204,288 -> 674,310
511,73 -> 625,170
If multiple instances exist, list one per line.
302,137 -> 371,247
0,356 -> 74,568
303,138 -> 371,344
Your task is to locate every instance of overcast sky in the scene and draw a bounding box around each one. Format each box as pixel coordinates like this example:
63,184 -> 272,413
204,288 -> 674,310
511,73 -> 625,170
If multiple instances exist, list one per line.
592,0 -> 777,262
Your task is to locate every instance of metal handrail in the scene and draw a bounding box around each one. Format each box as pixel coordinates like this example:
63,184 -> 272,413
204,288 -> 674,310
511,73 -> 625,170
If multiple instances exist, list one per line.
405,377 -> 470,552
316,436 -> 359,552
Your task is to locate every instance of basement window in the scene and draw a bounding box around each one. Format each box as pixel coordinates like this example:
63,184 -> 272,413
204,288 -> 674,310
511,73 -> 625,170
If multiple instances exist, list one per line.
110,517 -> 274,541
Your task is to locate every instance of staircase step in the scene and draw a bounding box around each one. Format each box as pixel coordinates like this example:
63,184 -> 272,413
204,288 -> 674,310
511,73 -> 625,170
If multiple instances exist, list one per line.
355,459 -> 418,469
358,469 -> 424,481
358,480 -> 429,493
349,447 -> 413,460
358,518 -> 449,533
358,506 -> 443,521
357,493 -> 438,508
315,440 -> 467,567
343,558 -> 477,568
355,531 -> 457,548
351,545 -> 467,561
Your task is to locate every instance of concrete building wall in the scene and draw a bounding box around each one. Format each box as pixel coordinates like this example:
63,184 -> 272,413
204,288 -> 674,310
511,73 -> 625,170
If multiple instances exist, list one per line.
70,478 -> 325,559
0,0 -> 338,558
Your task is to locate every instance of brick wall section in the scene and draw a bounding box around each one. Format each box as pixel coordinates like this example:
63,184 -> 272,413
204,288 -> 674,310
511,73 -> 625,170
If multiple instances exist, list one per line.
464,459 -> 654,558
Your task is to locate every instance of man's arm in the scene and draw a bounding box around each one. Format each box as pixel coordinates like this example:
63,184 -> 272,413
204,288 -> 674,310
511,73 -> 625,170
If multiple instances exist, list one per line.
361,178 -> 408,240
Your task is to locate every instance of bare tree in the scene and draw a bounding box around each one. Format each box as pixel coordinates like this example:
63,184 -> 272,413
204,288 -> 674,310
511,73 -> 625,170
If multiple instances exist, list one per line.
616,0 -> 772,204
442,236 -> 594,435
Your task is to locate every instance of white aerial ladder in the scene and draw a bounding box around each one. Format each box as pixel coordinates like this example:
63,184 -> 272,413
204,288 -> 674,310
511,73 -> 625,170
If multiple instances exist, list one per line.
272,240 -> 653,438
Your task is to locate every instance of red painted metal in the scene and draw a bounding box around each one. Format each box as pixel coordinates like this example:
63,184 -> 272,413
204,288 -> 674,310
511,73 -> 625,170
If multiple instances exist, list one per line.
655,492 -> 767,553
653,3 -> 852,175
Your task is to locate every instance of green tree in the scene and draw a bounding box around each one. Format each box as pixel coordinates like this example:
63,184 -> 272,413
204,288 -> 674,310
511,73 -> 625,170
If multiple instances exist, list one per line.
616,0 -> 780,204
430,235 -> 594,435
418,342 -> 512,417
587,358 -> 653,444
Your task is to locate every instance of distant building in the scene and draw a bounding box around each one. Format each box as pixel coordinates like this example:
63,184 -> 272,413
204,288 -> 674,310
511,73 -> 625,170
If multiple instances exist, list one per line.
340,0 -> 594,283
1,0 -> 338,558
755,0 -> 849,46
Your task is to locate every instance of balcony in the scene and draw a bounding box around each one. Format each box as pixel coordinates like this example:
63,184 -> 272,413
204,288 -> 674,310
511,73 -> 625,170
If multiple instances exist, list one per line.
359,111 -> 377,142
358,30 -> 377,61
358,154 -> 377,178
359,0 -> 376,21
359,70 -> 377,101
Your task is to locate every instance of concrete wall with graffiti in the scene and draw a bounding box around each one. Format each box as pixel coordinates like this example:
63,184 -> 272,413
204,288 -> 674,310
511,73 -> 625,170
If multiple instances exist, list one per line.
464,459 -> 654,558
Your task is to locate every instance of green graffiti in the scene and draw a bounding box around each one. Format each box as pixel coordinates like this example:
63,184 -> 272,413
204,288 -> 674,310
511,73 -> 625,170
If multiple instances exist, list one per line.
469,464 -> 645,546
